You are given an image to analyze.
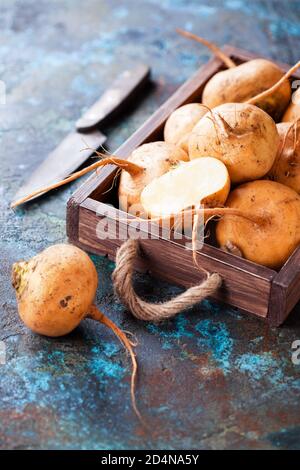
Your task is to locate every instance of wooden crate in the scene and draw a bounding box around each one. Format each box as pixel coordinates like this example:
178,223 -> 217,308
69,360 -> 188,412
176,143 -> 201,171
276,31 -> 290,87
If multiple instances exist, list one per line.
67,46 -> 300,326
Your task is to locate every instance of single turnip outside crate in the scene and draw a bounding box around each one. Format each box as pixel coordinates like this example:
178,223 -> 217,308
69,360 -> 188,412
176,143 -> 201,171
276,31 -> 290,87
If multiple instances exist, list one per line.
67,45 -> 300,327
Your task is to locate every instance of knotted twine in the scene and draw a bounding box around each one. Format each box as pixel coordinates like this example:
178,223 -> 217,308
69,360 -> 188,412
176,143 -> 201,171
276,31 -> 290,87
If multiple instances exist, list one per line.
112,239 -> 222,322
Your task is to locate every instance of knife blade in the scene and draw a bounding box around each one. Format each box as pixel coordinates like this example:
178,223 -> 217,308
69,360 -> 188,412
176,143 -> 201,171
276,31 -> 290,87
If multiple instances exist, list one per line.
13,64 -> 150,204
76,64 -> 150,132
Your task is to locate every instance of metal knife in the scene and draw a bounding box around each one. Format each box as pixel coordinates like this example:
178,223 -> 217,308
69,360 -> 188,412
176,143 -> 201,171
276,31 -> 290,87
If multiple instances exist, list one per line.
13,64 -> 150,204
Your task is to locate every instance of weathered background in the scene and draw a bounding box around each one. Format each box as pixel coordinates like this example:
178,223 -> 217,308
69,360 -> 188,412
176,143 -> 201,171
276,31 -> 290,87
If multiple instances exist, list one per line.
1,0 -> 300,450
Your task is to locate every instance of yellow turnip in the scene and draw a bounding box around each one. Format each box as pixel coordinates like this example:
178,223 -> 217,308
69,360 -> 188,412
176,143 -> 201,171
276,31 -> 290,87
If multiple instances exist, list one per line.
216,180 -> 300,268
164,103 -> 207,152
12,243 -> 141,421
188,103 -> 279,184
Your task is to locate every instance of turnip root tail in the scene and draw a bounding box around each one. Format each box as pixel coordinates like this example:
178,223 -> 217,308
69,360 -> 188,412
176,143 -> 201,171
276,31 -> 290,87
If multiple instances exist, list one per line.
87,305 -> 144,425
192,207 -> 268,226
247,60 -> 300,105
176,28 -> 236,69
190,207 -> 268,226
112,238 -> 222,322
11,152 -> 144,208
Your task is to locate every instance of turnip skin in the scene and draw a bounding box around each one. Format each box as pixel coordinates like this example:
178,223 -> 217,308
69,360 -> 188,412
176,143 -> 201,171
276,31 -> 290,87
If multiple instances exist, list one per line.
268,122 -> 300,194
164,103 -> 207,152
202,59 -> 291,122
282,87 -> 300,122
118,141 -> 188,214
216,180 -> 300,269
189,103 -> 279,184
12,244 -> 98,337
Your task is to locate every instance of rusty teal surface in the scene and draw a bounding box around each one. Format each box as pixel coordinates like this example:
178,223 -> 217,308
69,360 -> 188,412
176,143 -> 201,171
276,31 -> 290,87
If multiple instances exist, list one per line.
1,0 -> 300,450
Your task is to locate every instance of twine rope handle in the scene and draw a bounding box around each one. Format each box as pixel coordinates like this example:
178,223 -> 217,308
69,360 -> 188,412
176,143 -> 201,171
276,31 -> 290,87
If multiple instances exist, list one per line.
112,239 -> 222,322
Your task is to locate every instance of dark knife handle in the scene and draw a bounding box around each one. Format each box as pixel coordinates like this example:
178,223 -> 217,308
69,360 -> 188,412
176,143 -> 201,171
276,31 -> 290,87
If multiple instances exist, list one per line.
76,64 -> 150,132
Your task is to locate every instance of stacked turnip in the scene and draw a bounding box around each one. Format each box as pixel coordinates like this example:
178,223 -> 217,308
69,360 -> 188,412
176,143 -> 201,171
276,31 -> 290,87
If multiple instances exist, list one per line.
117,33 -> 300,270
12,33 -> 300,270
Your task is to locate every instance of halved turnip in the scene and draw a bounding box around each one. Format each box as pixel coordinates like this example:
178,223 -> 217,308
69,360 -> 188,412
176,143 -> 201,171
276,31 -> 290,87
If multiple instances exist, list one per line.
140,157 -> 230,232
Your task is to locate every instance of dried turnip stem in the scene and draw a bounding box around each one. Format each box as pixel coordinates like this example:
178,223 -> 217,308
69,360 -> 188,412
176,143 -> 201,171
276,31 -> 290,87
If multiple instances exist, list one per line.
247,60 -> 300,105
176,28 -> 236,69
193,207 -> 267,226
142,207 -> 269,227
11,154 -> 144,208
